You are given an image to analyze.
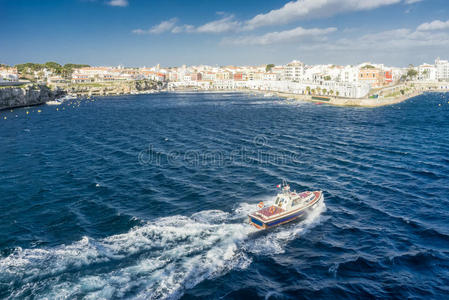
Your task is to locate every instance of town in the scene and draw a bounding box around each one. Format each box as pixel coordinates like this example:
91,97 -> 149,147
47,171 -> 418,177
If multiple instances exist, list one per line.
1,58 -> 449,102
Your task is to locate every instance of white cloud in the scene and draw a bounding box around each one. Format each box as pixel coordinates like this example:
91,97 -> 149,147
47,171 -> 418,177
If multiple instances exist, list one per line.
135,16 -> 240,35
196,16 -> 241,33
243,0 -> 402,30
303,27 -> 449,52
107,0 -> 128,7
132,0 -> 426,37
417,19 -> 449,31
222,26 -> 337,45
132,18 -> 178,34
172,24 -> 195,34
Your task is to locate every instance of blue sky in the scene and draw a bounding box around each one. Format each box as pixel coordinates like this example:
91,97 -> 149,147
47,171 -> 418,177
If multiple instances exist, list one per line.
1,0 -> 449,67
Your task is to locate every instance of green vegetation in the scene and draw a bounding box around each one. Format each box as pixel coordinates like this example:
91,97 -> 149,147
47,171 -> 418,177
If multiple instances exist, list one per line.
0,84 -> 27,89
362,65 -> 375,69
407,69 -> 418,79
385,87 -> 411,98
15,63 -> 43,73
324,75 -> 331,81
61,63 -> 91,78
15,62 -> 90,79
71,82 -> 106,88
266,64 -> 275,72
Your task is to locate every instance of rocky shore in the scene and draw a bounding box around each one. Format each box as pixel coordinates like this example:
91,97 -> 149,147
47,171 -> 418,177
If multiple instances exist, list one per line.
64,80 -> 162,96
0,84 -> 65,110
0,80 -> 162,110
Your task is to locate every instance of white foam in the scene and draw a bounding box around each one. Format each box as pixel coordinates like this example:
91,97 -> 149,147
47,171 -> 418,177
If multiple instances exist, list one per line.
0,200 -> 326,299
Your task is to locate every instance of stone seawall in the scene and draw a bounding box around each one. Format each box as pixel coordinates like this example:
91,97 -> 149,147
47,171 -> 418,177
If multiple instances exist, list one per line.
0,85 -> 64,110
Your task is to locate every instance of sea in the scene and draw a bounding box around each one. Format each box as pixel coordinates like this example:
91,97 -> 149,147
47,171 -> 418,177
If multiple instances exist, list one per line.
0,92 -> 448,299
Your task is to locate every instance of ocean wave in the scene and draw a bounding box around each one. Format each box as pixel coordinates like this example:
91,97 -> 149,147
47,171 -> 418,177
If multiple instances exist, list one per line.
0,201 -> 326,299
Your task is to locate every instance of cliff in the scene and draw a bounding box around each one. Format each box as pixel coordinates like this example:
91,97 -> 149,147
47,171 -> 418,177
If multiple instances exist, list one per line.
66,80 -> 162,96
0,84 -> 64,110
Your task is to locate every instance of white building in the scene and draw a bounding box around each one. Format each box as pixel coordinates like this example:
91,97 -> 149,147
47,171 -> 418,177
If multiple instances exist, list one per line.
304,65 -> 327,83
435,58 -> 449,81
418,64 -> 437,81
0,67 -> 19,82
284,60 -> 305,82
271,66 -> 285,80
338,66 -> 359,83
263,73 -> 280,81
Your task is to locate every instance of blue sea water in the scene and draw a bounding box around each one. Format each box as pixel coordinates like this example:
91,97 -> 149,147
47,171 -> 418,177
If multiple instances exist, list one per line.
0,92 -> 449,299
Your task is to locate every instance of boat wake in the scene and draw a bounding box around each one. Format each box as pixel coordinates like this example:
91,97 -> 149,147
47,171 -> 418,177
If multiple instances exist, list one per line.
0,201 -> 326,299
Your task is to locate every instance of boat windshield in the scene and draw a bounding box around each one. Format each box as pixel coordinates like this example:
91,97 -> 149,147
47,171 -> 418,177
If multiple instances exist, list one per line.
275,197 -> 280,205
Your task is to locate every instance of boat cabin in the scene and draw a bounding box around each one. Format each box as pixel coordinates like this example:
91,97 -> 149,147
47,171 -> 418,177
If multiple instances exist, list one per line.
274,185 -> 315,211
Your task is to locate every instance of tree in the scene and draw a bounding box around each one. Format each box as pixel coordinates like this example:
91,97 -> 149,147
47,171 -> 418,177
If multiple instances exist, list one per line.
15,63 -> 44,74
336,91 -> 340,97
306,86 -> 311,95
44,61 -> 62,70
266,64 -> 275,72
311,89 -> 316,95
61,63 -> 90,79
322,88 -> 327,95
329,90 -> 334,96
316,87 -> 321,95
63,63 -> 90,69
407,69 -> 418,79
324,75 -> 331,81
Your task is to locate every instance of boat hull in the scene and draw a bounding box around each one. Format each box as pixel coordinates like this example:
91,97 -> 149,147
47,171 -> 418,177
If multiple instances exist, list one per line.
249,191 -> 323,229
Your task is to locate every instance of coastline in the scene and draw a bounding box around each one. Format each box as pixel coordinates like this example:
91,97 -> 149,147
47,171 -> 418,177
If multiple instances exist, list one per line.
274,90 -> 426,107
168,87 -> 430,108
0,84 -> 64,111
2,84 -> 446,111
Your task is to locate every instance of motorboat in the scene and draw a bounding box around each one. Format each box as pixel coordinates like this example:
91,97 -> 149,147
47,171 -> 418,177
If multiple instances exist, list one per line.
248,181 -> 324,229
46,99 -> 62,105
46,94 -> 77,105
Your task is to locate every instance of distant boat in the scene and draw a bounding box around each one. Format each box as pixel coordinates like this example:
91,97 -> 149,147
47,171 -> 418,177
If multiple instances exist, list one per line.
312,96 -> 330,102
60,95 -> 77,101
248,181 -> 324,229
46,99 -> 62,105
264,93 -> 274,97
47,94 -> 77,105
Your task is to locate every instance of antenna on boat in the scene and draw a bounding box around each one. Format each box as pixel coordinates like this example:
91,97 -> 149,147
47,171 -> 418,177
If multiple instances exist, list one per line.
282,179 -> 290,194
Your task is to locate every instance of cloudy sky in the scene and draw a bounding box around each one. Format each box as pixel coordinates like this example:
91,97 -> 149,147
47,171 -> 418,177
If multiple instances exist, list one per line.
1,0 -> 449,67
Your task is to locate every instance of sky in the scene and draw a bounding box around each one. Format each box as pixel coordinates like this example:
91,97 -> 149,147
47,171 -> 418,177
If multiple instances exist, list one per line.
1,0 -> 449,67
